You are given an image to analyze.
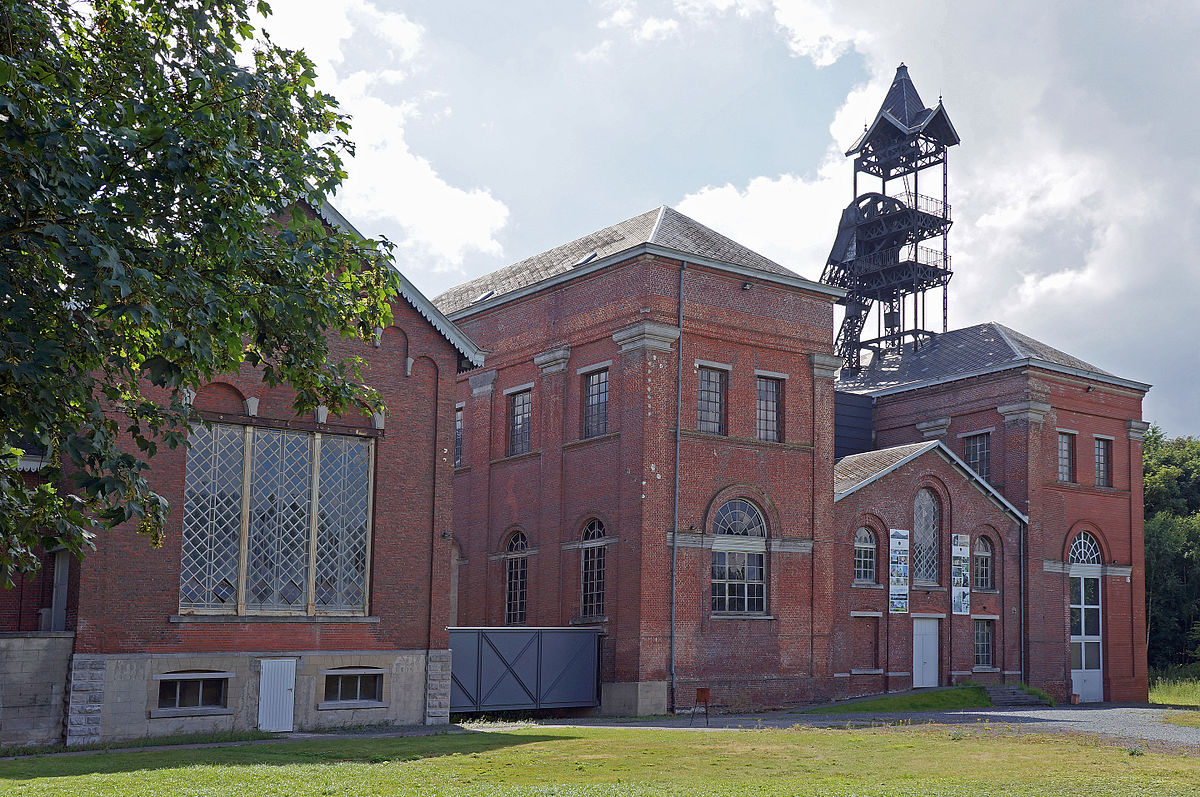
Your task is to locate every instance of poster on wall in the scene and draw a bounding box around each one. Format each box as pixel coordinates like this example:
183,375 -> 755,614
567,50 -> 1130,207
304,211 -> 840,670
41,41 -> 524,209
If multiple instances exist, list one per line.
951,533 -> 971,615
889,528 -> 910,614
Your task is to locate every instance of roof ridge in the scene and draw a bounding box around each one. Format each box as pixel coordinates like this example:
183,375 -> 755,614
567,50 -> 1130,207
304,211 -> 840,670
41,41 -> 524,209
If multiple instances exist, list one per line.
987,321 -> 1024,359
648,204 -> 668,243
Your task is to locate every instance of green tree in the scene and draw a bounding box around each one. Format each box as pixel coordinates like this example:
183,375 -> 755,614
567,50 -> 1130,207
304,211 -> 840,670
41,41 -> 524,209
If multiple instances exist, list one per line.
0,0 -> 399,586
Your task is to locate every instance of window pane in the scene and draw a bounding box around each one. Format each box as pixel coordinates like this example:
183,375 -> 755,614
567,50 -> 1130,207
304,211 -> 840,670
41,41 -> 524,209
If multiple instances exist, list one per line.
246,429 -> 313,610
1058,433 -> 1075,482
324,675 -> 341,702
1070,577 -> 1082,605
201,679 -> 225,707
583,370 -> 609,439
509,391 -> 532,456
1094,438 -> 1111,488
180,424 -> 245,610
1071,642 -> 1083,670
963,433 -> 990,482
1070,607 -> 1082,636
315,436 -> 372,612
158,681 -> 178,709
179,679 -> 201,708
454,407 -> 463,468
1084,577 -> 1099,606
697,368 -> 727,435
913,489 -> 940,584
711,545 -> 765,614
1084,641 -> 1101,670
1084,607 -> 1101,637
756,377 -> 782,442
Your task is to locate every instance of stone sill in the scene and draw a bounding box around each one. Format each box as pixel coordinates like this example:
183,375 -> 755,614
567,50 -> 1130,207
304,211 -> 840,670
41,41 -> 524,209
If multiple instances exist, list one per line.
850,669 -> 884,675
850,582 -> 884,590
0,631 -> 75,638
171,615 -> 379,624
562,432 -> 620,451
709,614 -> 775,621
681,430 -> 813,452
317,700 -> 388,711
569,616 -> 608,626
972,667 -> 1000,673
150,706 -> 233,719
912,585 -> 947,592
489,450 -> 541,466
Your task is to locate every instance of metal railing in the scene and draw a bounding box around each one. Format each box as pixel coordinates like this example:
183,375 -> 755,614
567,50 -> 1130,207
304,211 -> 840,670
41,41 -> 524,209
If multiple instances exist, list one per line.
898,192 -> 951,220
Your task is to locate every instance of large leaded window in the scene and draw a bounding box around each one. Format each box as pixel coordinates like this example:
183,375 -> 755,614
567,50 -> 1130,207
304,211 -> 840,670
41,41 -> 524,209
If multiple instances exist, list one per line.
180,423 -> 373,615
912,488 -> 941,585
854,527 -> 876,583
509,390 -> 532,456
580,519 -> 606,618
974,619 -> 994,668
1069,532 -> 1102,565
1094,437 -> 1112,488
1058,432 -> 1076,482
710,498 -> 766,614
505,531 -> 528,624
582,370 -> 609,439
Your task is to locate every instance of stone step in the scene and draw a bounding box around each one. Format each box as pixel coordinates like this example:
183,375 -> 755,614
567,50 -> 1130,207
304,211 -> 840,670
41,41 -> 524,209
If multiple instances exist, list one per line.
984,686 -> 1051,706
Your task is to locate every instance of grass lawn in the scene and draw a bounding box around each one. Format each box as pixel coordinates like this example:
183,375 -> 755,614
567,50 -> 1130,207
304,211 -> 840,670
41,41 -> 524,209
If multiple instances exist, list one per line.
4,725 -> 1200,796
1161,710 -> 1200,728
796,685 -> 992,714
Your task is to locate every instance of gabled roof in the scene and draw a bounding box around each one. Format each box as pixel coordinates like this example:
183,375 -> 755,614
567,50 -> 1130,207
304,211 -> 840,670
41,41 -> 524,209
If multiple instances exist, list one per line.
432,206 -> 843,317
834,439 -> 1027,524
309,199 -> 486,367
846,64 -> 960,155
835,322 -> 1150,395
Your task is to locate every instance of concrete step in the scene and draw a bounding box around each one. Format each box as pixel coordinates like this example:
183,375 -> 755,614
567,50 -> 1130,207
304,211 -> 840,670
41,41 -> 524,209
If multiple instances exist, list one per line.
984,685 -> 1052,707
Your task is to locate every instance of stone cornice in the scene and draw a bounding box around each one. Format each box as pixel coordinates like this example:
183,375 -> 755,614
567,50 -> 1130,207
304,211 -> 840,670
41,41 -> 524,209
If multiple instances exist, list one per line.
534,346 -> 571,374
997,400 -> 1052,423
469,369 -> 497,396
810,353 -> 843,380
612,321 -> 680,353
1127,420 -> 1151,441
916,417 -> 951,438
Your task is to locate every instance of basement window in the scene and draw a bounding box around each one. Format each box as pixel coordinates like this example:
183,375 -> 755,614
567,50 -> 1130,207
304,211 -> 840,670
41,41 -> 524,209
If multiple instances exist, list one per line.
320,667 -> 386,710
152,670 -> 233,717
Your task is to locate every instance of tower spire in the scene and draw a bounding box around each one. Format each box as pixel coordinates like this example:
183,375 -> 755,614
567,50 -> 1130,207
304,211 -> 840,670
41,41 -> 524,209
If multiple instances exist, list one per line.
820,64 -> 960,369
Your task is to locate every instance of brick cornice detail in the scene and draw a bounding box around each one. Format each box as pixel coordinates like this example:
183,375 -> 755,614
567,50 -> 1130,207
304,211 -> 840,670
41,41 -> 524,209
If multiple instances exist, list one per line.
533,346 -> 571,374
916,417 -> 951,438
997,400 -> 1052,423
810,353 -> 842,380
611,321 -> 680,353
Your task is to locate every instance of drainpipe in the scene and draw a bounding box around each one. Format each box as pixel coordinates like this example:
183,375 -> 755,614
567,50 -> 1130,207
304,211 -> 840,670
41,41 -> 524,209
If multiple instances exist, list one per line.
1019,520 -> 1027,684
669,260 -> 686,713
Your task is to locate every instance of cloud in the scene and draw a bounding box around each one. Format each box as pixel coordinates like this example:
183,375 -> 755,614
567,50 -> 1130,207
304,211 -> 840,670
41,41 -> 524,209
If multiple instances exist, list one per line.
254,0 -> 509,274
576,40 -> 614,63
636,17 -> 681,41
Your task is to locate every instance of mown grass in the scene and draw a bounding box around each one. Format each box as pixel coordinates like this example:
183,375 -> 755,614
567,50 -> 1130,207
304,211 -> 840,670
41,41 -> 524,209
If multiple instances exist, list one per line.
796,685 -> 992,714
1161,711 -> 1200,728
5,724 -> 1197,796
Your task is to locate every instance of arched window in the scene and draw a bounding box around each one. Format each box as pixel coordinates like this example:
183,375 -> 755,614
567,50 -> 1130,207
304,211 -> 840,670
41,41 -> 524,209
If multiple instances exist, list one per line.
580,519 -> 606,618
912,488 -> 941,585
713,498 -> 767,537
505,531 -> 528,624
711,499 -> 766,614
1069,532 -> 1102,565
973,537 -> 994,590
854,527 -> 876,583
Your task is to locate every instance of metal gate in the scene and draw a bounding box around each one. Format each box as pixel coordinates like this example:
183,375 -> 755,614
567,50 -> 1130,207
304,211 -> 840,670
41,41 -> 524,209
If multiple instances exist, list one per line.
449,627 -> 599,712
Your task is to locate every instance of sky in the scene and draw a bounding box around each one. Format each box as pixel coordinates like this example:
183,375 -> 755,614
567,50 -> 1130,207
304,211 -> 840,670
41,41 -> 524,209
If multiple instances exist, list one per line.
258,0 -> 1200,437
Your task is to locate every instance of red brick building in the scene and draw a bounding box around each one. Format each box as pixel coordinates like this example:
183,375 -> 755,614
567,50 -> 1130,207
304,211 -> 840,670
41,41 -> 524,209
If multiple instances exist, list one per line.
0,202 -> 484,745
436,208 -> 1149,712
838,323 -> 1150,702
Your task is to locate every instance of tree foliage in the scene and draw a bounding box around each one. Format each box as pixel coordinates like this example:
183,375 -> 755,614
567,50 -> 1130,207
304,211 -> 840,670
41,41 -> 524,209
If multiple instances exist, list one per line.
1143,425 -> 1200,669
0,0 -> 399,586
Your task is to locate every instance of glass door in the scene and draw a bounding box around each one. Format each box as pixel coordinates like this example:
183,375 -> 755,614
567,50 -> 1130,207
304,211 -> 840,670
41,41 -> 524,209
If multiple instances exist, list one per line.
1070,575 -> 1102,702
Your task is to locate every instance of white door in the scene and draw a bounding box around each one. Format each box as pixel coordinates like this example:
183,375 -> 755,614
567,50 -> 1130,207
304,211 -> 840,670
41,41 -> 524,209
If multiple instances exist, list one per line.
258,658 -> 297,731
913,618 -> 939,688
1070,575 -> 1103,702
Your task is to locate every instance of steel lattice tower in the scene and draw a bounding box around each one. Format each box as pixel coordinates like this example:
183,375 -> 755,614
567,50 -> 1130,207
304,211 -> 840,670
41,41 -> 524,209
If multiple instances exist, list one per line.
821,64 -> 960,369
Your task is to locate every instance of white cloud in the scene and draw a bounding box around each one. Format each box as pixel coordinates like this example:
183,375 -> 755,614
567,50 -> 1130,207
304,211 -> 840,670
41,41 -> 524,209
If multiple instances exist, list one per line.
576,40 -> 614,63
636,17 -> 681,41
254,0 -> 509,274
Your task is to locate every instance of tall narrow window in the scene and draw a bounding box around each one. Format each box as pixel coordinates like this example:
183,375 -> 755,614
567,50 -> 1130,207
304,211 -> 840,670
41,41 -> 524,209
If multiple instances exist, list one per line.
1094,437 -> 1112,488
1058,432 -> 1076,482
974,619 -> 994,668
756,376 -> 783,442
580,519 -> 606,618
973,537 -> 994,591
454,406 -> 463,468
710,498 -> 767,614
854,527 -> 876,583
963,432 -> 990,482
697,367 -> 727,435
505,531 -> 528,624
508,390 -> 532,456
582,370 -> 609,439
912,488 -> 941,585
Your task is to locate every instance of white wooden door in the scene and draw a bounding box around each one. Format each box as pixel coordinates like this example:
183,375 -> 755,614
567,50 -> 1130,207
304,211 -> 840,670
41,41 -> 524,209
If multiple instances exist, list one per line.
258,658 -> 297,731
1070,575 -> 1103,702
913,618 -> 939,688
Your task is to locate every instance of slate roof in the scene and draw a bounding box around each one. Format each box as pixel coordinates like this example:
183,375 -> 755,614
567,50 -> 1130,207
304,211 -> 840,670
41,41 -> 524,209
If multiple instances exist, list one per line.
846,64 -> 960,155
432,206 -> 806,316
835,322 -> 1148,395
833,439 -> 1028,523
833,441 -> 933,496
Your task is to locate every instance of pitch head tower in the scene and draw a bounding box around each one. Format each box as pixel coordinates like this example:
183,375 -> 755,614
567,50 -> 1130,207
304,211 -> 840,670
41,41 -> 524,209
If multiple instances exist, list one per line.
820,64 -> 960,369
